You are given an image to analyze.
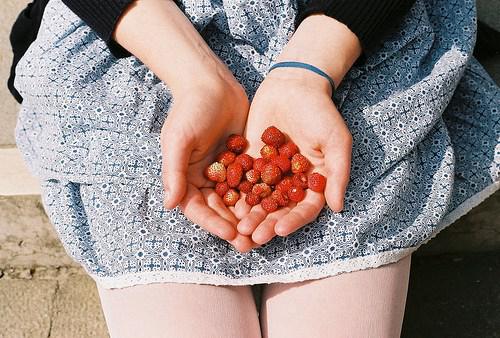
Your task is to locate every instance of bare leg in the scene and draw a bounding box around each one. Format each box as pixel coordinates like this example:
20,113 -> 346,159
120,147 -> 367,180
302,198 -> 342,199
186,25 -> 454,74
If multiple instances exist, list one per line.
260,254 -> 412,338
96,281 -> 262,338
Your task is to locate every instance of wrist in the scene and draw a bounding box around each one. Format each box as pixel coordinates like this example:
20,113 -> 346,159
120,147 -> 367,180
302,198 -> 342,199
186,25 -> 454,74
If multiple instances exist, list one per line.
278,13 -> 362,87
266,65 -> 333,96
173,66 -> 247,107
113,0 -> 240,96
168,56 -> 240,95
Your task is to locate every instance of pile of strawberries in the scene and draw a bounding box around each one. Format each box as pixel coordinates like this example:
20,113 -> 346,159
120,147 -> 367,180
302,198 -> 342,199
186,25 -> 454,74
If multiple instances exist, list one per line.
204,126 -> 326,212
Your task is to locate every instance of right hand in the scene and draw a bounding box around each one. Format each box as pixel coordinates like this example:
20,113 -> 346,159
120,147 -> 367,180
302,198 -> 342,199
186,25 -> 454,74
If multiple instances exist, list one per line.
161,77 -> 259,253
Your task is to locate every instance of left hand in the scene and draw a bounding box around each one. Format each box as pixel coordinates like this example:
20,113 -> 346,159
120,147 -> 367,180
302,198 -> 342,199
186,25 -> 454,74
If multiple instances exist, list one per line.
233,67 -> 353,245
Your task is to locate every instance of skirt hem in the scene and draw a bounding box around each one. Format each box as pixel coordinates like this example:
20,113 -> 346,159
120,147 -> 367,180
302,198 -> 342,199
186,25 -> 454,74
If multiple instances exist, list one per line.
91,181 -> 500,290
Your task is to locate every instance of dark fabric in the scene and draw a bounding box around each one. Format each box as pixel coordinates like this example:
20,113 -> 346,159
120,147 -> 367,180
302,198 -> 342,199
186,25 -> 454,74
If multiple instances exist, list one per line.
7,0 -> 49,103
61,0 -> 133,58
61,0 -> 417,60
8,0 -> 499,103
296,0 -> 417,65
473,20 -> 500,61
8,0 -> 419,64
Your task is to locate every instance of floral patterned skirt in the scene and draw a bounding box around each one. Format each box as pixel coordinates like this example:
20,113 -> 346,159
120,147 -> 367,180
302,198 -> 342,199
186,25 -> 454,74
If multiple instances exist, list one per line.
14,0 -> 500,288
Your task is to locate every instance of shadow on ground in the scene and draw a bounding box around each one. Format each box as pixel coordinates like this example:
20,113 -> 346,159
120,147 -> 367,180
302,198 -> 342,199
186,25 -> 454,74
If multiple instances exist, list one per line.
402,251 -> 500,338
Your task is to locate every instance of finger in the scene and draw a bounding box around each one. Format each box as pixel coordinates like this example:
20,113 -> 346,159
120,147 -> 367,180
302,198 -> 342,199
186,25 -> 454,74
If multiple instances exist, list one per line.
202,189 -> 239,224
233,193 -> 252,219
227,233 -> 258,253
274,190 -> 325,237
252,207 -> 289,245
179,184 -> 237,241
236,204 -> 268,235
324,139 -> 352,213
161,127 -> 193,209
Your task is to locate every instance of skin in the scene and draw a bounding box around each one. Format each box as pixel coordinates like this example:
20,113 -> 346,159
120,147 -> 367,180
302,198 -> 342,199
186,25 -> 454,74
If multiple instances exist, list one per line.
113,0 -> 362,252
234,14 -> 362,246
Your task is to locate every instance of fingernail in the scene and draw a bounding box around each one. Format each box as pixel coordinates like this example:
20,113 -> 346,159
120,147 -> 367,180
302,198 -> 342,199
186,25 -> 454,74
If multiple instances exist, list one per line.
275,226 -> 286,237
164,189 -> 170,201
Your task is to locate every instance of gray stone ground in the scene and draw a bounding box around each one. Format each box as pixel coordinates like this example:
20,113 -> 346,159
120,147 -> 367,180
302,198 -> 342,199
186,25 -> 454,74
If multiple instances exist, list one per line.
0,268 -> 108,338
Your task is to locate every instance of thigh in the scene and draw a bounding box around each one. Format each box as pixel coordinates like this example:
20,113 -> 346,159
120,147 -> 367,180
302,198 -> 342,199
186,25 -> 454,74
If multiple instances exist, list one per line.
260,254 -> 412,338
96,282 -> 262,338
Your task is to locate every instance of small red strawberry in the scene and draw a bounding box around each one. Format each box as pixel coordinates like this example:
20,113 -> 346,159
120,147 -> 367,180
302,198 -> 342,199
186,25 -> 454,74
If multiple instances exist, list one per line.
235,153 -> 254,172
245,169 -> 260,184
291,153 -> 310,173
261,163 -> 282,185
261,126 -> 286,147
238,180 -> 253,194
204,162 -> 226,182
271,154 -> 291,173
226,134 -> 248,154
223,189 -> 240,206
271,189 -> 289,207
216,150 -> 236,167
253,158 -> 268,172
252,183 -> 272,198
308,172 -> 327,192
245,193 -> 261,207
226,163 -> 243,188
215,182 -> 229,197
276,177 -> 293,193
288,186 -> 306,202
261,196 -> 278,213
260,145 -> 279,160
292,173 -> 308,189
279,141 -> 299,159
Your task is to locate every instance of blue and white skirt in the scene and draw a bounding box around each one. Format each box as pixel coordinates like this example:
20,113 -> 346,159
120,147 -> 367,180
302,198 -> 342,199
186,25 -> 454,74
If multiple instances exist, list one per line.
13,0 -> 500,288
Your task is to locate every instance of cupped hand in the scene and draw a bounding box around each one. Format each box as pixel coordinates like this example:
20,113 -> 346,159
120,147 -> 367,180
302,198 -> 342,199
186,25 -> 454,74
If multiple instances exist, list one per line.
234,67 -> 353,245
160,78 -> 259,253
112,0 -> 261,253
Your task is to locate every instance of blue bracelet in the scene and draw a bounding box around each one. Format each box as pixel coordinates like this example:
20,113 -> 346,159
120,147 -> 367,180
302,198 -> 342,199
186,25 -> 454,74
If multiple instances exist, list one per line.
268,61 -> 336,95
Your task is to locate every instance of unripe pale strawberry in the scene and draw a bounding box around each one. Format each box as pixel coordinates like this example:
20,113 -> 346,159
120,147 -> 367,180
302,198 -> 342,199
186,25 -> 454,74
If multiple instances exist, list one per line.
204,162 -> 226,182
260,145 -> 278,160
245,169 -> 260,184
261,163 -> 282,185
291,153 -> 310,173
223,189 -> 240,206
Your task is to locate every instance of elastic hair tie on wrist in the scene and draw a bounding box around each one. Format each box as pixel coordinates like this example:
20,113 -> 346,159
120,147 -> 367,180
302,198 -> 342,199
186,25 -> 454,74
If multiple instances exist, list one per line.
268,61 -> 336,96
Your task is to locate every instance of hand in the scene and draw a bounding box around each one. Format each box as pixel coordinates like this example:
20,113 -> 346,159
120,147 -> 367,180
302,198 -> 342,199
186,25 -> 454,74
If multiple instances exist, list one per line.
161,79 -> 260,252
232,13 -> 361,245
234,68 -> 353,245
113,0 -> 259,252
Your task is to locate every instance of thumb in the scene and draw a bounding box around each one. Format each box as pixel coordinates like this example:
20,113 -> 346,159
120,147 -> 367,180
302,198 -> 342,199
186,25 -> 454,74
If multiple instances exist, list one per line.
160,126 -> 192,209
323,138 -> 352,213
